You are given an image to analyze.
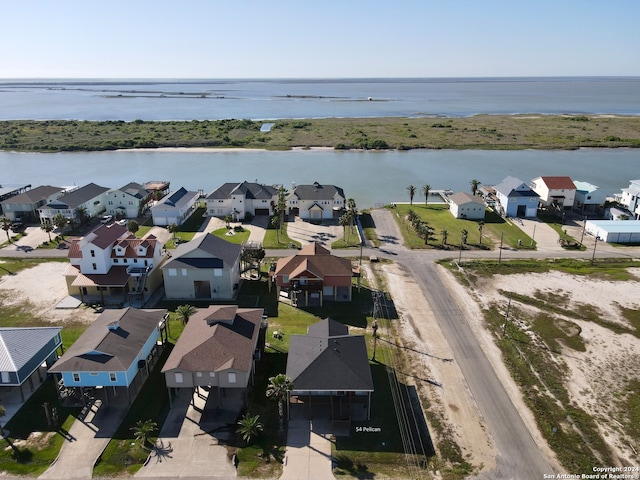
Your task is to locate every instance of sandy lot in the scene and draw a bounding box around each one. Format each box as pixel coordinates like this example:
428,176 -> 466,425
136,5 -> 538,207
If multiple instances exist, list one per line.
0,261 -> 99,324
381,260 -> 640,471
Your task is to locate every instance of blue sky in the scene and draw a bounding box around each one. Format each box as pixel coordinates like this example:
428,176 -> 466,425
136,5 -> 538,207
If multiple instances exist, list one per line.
3,0 -> 639,78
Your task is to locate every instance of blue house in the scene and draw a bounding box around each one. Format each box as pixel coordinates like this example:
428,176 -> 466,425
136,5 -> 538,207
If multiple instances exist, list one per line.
0,327 -> 62,403
49,308 -> 167,406
493,176 -> 539,218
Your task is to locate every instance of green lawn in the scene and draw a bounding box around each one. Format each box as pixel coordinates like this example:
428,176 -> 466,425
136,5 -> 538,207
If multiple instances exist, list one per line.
392,203 -> 534,250
211,227 -> 250,245
263,218 -> 299,249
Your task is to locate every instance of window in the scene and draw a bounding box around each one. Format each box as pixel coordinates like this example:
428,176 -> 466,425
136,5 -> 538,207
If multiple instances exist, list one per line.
209,372 -> 215,377
214,269 -> 222,277
109,372 -> 117,382
72,372 -> 80,382
123,259 -> 128,263
92,263 -> 97,270
1,371 -> 9,383
181,268 -> 187,276
283,274 -> 289,283
228,372 -> 237,384
168,269 -> 177,276
90,250 -> 95,257
196,372 -> 203,377
175,372 -> 183,383
113,259 -> 119,263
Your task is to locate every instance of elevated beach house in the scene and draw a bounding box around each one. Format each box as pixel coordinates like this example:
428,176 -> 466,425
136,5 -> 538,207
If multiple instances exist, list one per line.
0,185 -> 65,222
104,181 -> 152,219
271,242 -> 353,306
162,305 -> 266,407
573,180 -> 607,214
493,176 -> 539,218
151,186 -> 200,226
205,181 -> 278,220
530,176 -> 576,211
615,179 -> 640,219
38,183 -> 110,224
287,182 -> 346,221
64,223 -> 166,305
0,327 -> 62,402
161,233 -> 242,300
49,308 -> 167,406
286,318 -> 374,422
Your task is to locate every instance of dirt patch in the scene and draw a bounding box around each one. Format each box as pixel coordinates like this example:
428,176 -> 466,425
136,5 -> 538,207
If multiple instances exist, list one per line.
0,262 -> 99,324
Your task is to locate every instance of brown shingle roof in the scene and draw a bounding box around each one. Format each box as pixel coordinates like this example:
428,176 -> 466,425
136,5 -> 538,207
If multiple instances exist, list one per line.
162,306 -> 263,374
275,248 -> 352,280
540,176 -> 576,190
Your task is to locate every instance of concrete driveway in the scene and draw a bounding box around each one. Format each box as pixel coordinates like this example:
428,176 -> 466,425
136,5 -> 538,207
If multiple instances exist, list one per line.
285,217 -> 342,248
135,387 -> 238,479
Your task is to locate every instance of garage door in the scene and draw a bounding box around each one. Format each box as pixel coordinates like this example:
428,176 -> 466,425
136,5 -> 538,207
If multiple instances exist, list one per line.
254,208 -> 270,216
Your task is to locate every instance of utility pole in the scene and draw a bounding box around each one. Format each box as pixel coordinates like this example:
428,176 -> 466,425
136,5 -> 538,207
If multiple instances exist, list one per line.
580,216 -> 587,245
371,320 -> 378,361
498,231 -> 504,264
503,293 -> 512,335
591,236 -> 599,265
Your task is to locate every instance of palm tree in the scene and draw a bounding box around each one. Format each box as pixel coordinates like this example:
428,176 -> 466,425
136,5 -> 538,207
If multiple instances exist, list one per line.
131,419 -> 157,449
0,217 -> 12,243
41,220 -> 54,242
266,373 -> 293,431
416,221 -> 434,245
441,229 -> 448,247
461,229 -> 468,246
176,304 -> 197,325
470,179 -> 481,196
275,186 -> 288,229
478,221 -> 485,244
339,212 -> 352,243
407,209 -> 420,227
421,184 -> 431,206
53,213 -> 68,239
224,214 -> 233,229
346,198 -> 357,243
167,223 -> 179,241
74,206 -> 88,226
407,185 -> 416,205
236,413 -> 263,445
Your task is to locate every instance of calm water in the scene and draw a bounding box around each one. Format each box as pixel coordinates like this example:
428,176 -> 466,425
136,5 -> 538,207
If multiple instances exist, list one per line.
1,77 -> 639,120
0,148 -> 636,209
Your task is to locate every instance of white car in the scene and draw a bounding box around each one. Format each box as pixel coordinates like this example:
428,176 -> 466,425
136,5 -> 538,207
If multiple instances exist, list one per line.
116,219 -> 128,226
101,215 -> 113,224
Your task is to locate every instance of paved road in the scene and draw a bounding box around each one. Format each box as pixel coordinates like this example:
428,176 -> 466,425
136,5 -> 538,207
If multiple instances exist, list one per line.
369,209 -> 556,480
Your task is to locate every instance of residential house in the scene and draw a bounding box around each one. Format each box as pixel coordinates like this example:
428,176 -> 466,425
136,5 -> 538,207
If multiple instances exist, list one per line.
105,182 -> 152,219
287,182 -> 346,220
151,187 -> 200,226
448,192 -> 486,219
585,220 -> 640,243
162,305 -> 266,406
38,183 -> 110,224
573,181 -> 606,214
0,185 -> 65,222
0,327 -> 62,402
64,224 -> 165,305
161,233 -> 241,300
286,318 -> 374,421
48,308 -> 167,406
493,176 -> 539,218
615,179 -> 640,219
271,242 -> 353,307
530,176 -> 576,210
205,181 -> 278,220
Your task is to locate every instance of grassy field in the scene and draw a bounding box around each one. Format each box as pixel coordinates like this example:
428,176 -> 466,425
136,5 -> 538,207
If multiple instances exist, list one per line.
2,115 -> 640,152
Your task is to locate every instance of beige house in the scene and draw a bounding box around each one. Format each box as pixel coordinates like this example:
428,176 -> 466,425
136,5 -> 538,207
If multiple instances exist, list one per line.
448,192 -> 486,219
161,234 -> 241,300
162,305 -> 266,406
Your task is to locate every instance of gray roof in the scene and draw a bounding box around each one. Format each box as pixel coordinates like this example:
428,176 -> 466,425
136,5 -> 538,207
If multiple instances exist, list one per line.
116,182 -> 151,200
0,327 -> 62,372
286,318 -> 373,392
494,176 -> 539,198
291,182 -> 345,201
449,191 -> 484,206
207,181 -> 277,200
49,308 -> 166,373
161,233 -> 241,270
0,185 -> 64,206
51,183 -> 109,209
155,187 -> 199,208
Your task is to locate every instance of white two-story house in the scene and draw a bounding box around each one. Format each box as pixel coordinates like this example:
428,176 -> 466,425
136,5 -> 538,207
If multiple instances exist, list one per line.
105,182 -> 152,219
205,181 -> 278,220
287,182 -> 346,221
38,183 -> 109,224
64,224 -> 166,305
530,176 -> 576,211
616,179 -> 640,219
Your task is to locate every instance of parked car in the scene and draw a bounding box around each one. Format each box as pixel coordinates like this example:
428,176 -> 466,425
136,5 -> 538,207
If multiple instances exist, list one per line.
116,219 -> 128,226
16,245 -> 34,252
101,215 -> 113,224
11,222 -> 25,231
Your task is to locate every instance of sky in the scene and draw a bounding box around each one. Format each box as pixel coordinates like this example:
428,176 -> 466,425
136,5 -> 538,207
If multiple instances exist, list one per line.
2,0 -> 640,79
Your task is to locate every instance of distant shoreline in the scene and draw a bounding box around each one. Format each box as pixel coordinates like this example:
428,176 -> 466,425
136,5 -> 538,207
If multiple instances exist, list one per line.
1,115 -> 639,153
